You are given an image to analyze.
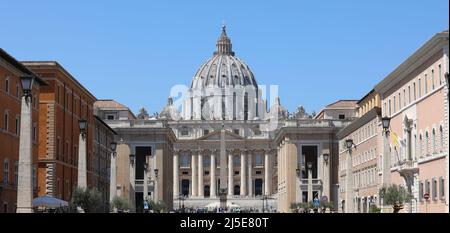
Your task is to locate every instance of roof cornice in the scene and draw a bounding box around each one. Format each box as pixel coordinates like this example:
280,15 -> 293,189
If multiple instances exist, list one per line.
374,31 -> 449,96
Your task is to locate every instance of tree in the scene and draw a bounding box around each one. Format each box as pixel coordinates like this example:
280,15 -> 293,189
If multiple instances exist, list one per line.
149,200 -> 167,213
380,184 -> 412,213
71,187 -> 102,213
111,196 -> 132,213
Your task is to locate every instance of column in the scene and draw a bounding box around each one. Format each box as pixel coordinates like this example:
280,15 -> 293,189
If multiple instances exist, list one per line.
228,151 -> 234,196
198,152 -> 204,197
264,151 -> 271,195
307,165 -> 313,202
77,133 -> 87,189
173,151 -> 179,198
191,152 -> 198,197
240,150 -> 246,196
345,150 -> 354,213
247,152 -> 253,196
110,152 -> 117,204
143,157 -> 148,202
210,152 -> 216,198
16,97 -> 33,213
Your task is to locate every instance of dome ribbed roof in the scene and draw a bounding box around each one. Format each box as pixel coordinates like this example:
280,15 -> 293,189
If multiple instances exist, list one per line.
191,26 -> 258,89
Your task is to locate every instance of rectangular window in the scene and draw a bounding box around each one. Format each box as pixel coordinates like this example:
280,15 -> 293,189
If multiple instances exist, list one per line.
107,115 -> 114,120
403,89 -> 406,106
3,159 -> 9,184
3,111 -> 9,131
255,154 -> 263,166
16,83 -> 19,98
432,178 -> 437,200
14,161 -> 18,186
439,64 -> 442,85
408,86 -> 411,104
425,180 -> 430,196
439,177 -> 445,199
5,77 -> 9,93
398,93 -> 401,109
339,114 -> 345,119
203,129 -> 209,135
393,96 -> 396,113
431,69 -> 435,90
419,181 -> 423,201
15,116 -> 20,135
418,78 -> 421,98
233,129 -> 239,135
33,124 -> 37,142
424,74 -> 428,94
233,155 -> 240,166
413,82 -> 416,100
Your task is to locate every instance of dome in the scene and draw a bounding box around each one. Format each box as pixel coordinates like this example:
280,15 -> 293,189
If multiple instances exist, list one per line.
268,97 -> 288,119
159,97 -> 181,120
191,26 -> 258,90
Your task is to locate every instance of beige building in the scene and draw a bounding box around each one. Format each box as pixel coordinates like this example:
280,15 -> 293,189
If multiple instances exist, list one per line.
374,30 -> 449,213
337,90 -> 382,213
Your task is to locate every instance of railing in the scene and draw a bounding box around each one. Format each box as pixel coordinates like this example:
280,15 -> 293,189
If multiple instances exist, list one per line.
284,119 -> 353,128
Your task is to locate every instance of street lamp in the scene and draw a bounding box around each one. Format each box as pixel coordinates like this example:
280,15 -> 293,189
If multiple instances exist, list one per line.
78,119 -> 87,139
129,154 -> 135,165
110,142 -> 117,153
323,153 -> 329,165
345,138 -> 355,151
154,169 -> 159,178
382,117 -> 391,132
20,74 -> 34,101
16,75 -> 36,213
307,162 -> 313,170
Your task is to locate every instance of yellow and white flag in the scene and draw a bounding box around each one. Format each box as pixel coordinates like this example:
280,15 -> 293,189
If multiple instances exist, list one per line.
391,132 -> 400,148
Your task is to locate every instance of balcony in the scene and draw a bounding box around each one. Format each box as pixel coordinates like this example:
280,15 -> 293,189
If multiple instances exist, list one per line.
299,179 -> 323,191
135,179 -> 155,193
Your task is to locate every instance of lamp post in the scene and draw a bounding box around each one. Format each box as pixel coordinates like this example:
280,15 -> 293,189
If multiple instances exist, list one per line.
143,161 -> 149,208
154,168 -> 159,203
77,119 -> 88,189
307,162 -> 313,203
345,138 -> 355,213
16,75 -> 35,213
109,142 -> 117,207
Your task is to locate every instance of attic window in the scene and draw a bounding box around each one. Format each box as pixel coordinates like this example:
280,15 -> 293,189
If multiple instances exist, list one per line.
203,130 -> 209,135
233,129 -> 239,135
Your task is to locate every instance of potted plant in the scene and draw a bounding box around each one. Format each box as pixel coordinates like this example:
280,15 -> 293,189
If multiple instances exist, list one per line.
380,184 -> 412,213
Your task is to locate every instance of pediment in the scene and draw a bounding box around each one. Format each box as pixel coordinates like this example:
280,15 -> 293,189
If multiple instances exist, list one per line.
198,130 -> 244,141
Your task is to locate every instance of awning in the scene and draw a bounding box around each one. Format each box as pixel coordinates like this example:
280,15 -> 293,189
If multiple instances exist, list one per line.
32,195 -> 69,208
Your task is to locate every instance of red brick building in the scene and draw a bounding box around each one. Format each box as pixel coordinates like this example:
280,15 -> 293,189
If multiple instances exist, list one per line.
0,49 -> 46,213
22,61 -> 97,202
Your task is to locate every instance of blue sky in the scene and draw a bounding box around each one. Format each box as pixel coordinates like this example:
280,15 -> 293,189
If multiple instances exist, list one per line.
1,0 -> 448,115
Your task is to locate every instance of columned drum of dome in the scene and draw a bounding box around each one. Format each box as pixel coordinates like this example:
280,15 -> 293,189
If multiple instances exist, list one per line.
183,26 -> 264,121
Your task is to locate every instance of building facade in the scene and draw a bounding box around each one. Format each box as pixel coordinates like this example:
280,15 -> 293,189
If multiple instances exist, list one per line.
0,49 -> 46,213
337,90 -> 382,213
93,115 -> 116,211
374,30 -> 449,213
22,61 -> 98,202
95,27 -> 355,212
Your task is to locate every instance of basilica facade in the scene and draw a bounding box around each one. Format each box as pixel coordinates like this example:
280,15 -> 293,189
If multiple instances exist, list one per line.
94,27 -> 355,212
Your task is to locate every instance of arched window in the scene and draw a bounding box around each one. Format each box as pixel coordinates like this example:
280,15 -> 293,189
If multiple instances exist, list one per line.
419,134 -> 423,158
432,128 -> 436,154
3,158 -> 9,184
425,131 -> 429,156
